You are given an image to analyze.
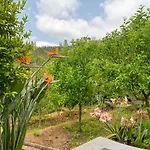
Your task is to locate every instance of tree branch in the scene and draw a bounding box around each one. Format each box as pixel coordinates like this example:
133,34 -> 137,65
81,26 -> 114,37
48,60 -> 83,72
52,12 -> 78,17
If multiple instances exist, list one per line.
141,89 -> 147,99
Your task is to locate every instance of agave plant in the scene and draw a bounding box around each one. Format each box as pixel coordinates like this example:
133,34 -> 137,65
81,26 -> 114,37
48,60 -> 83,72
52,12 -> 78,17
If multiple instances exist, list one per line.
0,48 -> 64,150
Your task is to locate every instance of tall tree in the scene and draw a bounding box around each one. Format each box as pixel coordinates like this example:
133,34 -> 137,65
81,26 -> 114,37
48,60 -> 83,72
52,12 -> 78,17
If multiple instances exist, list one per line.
91,6 -> 150,116
54,37 -> 97,132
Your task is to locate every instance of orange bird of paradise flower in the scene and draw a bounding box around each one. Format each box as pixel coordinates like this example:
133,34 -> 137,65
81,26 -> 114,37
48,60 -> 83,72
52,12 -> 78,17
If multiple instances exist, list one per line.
45,75 -> 54,84
45,70 -> 54,84
18,56 -> 31,64
48,47 -> 59,57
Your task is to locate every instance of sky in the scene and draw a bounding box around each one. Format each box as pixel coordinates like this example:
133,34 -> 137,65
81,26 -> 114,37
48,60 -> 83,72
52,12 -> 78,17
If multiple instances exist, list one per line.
24,0 -> 150,47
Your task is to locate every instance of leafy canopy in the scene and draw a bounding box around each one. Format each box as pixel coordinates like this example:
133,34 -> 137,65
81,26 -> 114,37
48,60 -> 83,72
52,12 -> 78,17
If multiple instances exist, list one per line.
0,0 -> 34,97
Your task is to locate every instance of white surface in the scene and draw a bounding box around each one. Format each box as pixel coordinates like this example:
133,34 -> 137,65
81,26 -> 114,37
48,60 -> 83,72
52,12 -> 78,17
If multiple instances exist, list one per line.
73,137 -> 145,150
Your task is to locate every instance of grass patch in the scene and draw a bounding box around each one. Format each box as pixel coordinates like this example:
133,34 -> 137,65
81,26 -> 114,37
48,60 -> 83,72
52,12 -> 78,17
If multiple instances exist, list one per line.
64,113 -> 106,147
33,129 -> 41,136
64,106 -> 135,148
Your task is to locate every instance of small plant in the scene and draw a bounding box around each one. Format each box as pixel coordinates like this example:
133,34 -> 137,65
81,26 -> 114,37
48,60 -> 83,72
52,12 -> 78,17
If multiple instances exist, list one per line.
33,129 -> 40,137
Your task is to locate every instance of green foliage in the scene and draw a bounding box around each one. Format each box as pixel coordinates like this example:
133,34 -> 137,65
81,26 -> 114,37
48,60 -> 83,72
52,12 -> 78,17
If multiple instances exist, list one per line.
0,0 -> 34,97
36,84 -> 65,114
65,115 -> 106,147
52,37 -> 98,109
104,116 -> 150,149
89,6 -> 150,112
0,58 -> 52,150
33,129 -> 40,137
47,38 -> 99,131
0,0 -> 35,148
105,123 -> 126,142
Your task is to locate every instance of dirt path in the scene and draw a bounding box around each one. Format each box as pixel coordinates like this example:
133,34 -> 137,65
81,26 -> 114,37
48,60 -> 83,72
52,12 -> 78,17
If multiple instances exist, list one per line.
25,125 -> 71,150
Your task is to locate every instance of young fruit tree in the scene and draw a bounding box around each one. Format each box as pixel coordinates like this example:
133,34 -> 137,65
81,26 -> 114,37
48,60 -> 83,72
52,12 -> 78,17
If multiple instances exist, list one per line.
54,37 -> 97,132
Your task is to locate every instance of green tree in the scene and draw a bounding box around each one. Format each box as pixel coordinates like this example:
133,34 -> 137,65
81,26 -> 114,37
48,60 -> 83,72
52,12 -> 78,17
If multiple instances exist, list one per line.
0,0 -> 34,97
91,6 -> 150,116
53,37 -> 97,132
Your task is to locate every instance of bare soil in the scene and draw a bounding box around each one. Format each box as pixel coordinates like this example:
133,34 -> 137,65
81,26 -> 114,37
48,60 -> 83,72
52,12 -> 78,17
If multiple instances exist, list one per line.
25,125 -> 71,150
25,110 -> 79,150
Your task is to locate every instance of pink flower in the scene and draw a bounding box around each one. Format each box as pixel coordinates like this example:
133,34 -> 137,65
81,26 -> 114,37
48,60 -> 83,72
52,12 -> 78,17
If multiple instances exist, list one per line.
99,112 -> 112,122
90,108 -> 102,118
90,108 -> 112,122
94,108 -> 102,113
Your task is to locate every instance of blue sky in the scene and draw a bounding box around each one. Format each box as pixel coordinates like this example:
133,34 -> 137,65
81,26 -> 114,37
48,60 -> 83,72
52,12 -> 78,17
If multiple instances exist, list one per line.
24,0 -> 150,47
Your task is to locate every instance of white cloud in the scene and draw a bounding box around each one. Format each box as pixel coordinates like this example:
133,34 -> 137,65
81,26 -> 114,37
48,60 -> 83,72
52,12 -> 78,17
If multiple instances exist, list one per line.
36,14 -> 109,39
36,15 -> 106,39
101,0 -> 150,24
37,0 -> 80,19
36,41 -> 59,47
36,0 -> 150,41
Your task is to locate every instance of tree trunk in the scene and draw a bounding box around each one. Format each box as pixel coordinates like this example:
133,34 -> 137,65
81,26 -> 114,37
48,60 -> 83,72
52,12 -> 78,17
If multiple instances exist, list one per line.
78,103 -> 82,132
141,90 -> 150,119
145,98 -> 150,119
